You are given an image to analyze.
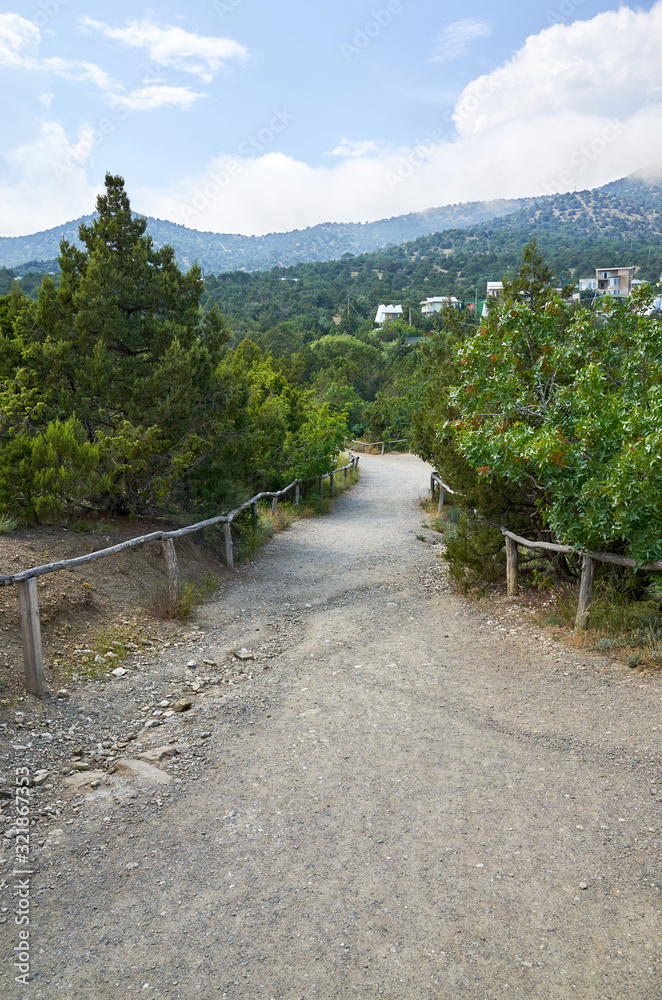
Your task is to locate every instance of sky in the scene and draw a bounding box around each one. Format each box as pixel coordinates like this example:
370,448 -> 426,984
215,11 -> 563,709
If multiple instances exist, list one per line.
2,0 -> 662,237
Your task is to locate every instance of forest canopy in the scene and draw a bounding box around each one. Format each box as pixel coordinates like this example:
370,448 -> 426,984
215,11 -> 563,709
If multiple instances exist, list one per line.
0,175 -> 360,525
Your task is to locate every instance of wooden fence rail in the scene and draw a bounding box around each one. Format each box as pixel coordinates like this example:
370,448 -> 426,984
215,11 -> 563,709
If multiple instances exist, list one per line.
349,438 -> 407,455
429,471 -> 662,633
4,454 -> 359,699
429,473 -> 460,514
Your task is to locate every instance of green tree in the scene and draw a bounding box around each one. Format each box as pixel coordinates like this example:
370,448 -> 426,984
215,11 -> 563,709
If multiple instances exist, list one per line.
448,282 -> 662,565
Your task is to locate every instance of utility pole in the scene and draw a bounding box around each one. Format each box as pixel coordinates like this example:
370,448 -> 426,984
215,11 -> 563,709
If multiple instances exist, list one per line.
347,290 -> 350,317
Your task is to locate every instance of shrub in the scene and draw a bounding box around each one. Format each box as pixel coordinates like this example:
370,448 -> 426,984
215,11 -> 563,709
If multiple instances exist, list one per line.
0,418 -> 108,524
444,511 -> 506,593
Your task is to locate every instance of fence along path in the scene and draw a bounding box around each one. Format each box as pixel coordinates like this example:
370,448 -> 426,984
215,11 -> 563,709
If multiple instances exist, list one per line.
4,455 -> 359,699
349,437 -> 407,455
430,472 -> 662,632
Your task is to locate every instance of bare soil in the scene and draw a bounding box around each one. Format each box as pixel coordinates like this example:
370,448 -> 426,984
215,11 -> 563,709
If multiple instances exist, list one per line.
1,453 -> 661,999
0,517 -> 231,701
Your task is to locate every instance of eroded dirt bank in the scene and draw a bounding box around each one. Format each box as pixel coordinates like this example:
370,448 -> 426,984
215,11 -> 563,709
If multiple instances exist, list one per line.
1,452 -> 661,1000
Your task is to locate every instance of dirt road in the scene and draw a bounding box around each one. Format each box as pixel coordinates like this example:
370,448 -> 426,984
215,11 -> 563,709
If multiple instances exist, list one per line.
2,453 -> 662,999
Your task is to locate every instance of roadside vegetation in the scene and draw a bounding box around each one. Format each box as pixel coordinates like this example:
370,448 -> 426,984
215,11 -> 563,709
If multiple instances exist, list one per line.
417,241 -> 662,659
5,173 -> 662,659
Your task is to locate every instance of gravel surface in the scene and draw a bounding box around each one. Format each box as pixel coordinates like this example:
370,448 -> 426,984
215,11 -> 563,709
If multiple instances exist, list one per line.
1,452 -> 662,999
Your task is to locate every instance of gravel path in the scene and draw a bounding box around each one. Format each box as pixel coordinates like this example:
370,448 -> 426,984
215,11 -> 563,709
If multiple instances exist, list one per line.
2,452 -> 662,999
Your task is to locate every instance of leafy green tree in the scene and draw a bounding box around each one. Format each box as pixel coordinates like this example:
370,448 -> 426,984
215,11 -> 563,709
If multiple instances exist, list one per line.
449,282 -> 662,565
0,174 -> 240,519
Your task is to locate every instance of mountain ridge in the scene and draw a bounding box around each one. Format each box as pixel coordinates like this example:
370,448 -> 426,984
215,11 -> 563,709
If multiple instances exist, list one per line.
0,197 -> 539,273
3,174 -> 662,281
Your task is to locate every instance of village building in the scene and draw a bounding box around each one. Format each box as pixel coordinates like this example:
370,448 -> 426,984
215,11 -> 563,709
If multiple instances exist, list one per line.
419,296 -> 461,315
375,303 -> 403,325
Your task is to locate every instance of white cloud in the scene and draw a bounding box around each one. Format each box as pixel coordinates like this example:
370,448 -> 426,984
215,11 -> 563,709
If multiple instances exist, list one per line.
0,121 -> 99,235
0,13 -> 40,69
431,18 -> 492,62
5,4 -> 662,238
327,138 -> 382,158
0,20 -> 204,113
80,16 -> 248,82
0,16 -> 119,99
454,4 -> 662,135
136,3 -> 662,235
42,56 -> 115,92
109,84 -> 203,112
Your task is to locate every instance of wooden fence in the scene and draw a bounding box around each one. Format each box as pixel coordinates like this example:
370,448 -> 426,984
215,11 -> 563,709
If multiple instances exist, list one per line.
429,471 -> 662,633
349,438 -> 407,455
3,454 -> 359,699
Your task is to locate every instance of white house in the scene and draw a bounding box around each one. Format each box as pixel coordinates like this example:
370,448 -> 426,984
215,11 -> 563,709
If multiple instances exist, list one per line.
420,296 -> 461,315
375,303 -> 403,325
486,281 -> 503,298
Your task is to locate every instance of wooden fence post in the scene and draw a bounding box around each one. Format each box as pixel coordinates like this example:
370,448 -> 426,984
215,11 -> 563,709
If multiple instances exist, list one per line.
251,501 -> 258,528
330,472 -> 335,497
17,578 -> 45,697
318,477 -> 323,499
344,465 -> 348,483
294,483 -> 300,506
223,521 -> 234,569
381,442 -> 385,455
161,538 -> 180,610
271,495 -> 278,515
430,474 -> 436,499
438,486 -> 445,514
505,537 -> 519,598
575,555 -> 595,631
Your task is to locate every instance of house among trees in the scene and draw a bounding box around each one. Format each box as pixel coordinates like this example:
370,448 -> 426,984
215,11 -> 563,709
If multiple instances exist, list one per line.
486,281 -> 504,299
420,296 -> 461,315
481,280 -> 504,316
578,266 -> 636,297
375,303 -> 403,325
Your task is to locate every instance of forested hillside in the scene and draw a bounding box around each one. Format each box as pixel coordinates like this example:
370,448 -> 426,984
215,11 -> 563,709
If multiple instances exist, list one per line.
4,174 -> 662,280
5,172 -> 662,614
8,176 -> 662,344
0,197 -> 532,273
199,178 -> 662,341
0,175 -> 422,530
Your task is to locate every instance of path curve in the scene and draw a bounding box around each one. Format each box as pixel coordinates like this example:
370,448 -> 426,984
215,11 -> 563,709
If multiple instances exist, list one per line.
8,453 -> 662,999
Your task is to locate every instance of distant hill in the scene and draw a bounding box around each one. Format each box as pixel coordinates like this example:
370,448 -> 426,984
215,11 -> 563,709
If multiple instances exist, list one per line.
4,174 -> 662,311
0,198 -> 536,273
196,175 -> 662,338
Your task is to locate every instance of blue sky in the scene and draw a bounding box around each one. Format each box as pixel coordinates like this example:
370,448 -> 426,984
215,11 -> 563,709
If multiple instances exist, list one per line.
1,0 -> 662,235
